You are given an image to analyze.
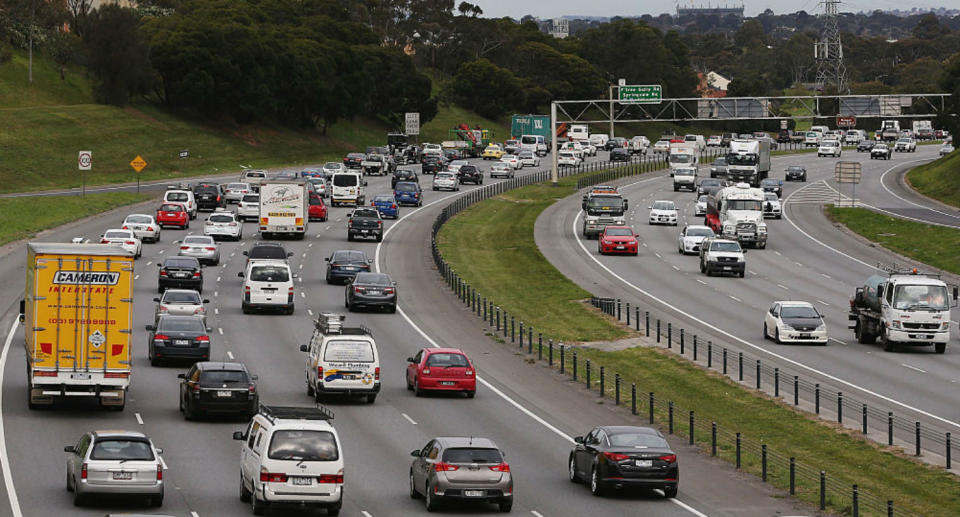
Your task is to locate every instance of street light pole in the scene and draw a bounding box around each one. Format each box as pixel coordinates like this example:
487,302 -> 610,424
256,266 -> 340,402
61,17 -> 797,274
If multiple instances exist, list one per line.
551,101 -> 559,184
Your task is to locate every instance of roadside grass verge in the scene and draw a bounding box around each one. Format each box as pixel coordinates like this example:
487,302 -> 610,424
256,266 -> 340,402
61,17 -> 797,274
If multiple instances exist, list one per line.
905,150 -> 960,208
438,176 -> 960,517
0,192 -> 151,246
826,206 -> 960,275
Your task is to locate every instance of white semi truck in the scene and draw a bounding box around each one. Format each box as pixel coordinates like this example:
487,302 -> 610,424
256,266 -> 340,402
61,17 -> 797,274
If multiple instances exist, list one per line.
705,183 -> 767,248
259,179 -> 308,240
668,142 -> 697,176
725,139 -> 770,187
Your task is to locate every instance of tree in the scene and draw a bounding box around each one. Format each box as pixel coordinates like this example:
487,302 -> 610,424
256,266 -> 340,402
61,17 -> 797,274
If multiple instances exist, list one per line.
939,52 -> 960,134
912,14 -> 948,40
82,5 -> 155,104
734,19 -> 767,49
726,73 -> 768,97
446,58 -> 521,118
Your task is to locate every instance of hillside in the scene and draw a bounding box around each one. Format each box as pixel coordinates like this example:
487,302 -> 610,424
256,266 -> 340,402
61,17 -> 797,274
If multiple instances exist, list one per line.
905,150 -> 960,207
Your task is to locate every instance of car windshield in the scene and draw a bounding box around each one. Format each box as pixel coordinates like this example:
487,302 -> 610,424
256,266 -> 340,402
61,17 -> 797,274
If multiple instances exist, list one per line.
162,291 -> 200,304
765,193 -> 778,201
333,174 -> 358,187
697,196 -> 708,203
823,141 -> 839,146
104,231 -> 131,239
710,241 -> 741,252
125,215 -> 151,224
333,251 -> 366,263
164,258 -> 198,268
367,154 -> 382,160
355,273 -> 391,285
374,195 -> 394,203
713,158 -> 726,166
605,228 -> 633,236
727,199 -> 762,211
201,370 -> 248,384
242,195 -> 259,203
652,201 -> 675,210
701,180 -> 719,187
675,169 -> 695,176
160,204 -> 183,212
250,266 -> 289,282
787,167 -> 803,172
426,353 -> 469,367
324,162 -> 340,169
687,227 -> 713,237
395,183 -> 417,192
353,209 -> 379,218
893,285 -> 950,310
209,214 -> 233,223
245,172 -> 266,178
324,341 -> 375,362
521,136 -> 536,144
780,305 -> 820,318
505,140 -> 518,146
90,439 -> 154,461
762,180 -> 779,186
608,432 -> 670,448
442,448 -> 502,464
250,246 -> 286,259
268,430 -> 338,461
167,192 -> 189,202
669,154 -> 693,164
183,236 -> 213,245
158,317 -> 205,332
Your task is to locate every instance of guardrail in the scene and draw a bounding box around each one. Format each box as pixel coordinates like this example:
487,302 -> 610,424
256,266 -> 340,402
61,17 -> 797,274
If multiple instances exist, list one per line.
429,157 -> 923,517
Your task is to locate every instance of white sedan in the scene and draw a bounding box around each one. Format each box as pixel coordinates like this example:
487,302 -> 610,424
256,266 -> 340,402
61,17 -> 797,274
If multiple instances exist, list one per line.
648,200 -> 678,226
122,214 -> 160,243
678,225 -> 714,255
695,195 -> 708,216
518,151 -> 540,168
763,301 -> 828,345
100,228 -> 142,258
557,151 -> 581,167
940,144 -> 955,156
447,160 -> 468,174
501,154 -> 523,169
322,162 -> 345,176
203,210 -> 242,241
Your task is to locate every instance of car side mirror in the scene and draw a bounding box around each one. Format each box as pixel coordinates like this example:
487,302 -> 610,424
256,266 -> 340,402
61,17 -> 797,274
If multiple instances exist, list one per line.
242,251 -> 249,256
574,436 -> 584,444
324,257 -> 330,262
206,327 -> 212,333
407,356 -> 416,363
233,431 -> 246,441
287,252 -> 294,257
63,445 -> 75,453
623,200 -> 629,210
156,447 -> 163,455
153,298 -> 160,302
203,299 -> 210,304
177,373 -> 186,379
364,181 -> 369,187
742,248 -> 747,253
647,206 -> 652,210
156,263 -> 162,267
410,449 -> 421,457
368,259 -> 373,264
299,344 -> 308,352
145,325 -> 156,331
237,272 -> 244,278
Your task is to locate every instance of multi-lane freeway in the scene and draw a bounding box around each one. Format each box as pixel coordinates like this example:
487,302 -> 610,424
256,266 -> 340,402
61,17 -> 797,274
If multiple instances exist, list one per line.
0,155 -> 816,516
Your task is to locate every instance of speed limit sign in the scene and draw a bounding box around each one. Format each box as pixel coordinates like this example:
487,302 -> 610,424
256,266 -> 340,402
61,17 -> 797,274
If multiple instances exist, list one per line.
78,151 -> 92,171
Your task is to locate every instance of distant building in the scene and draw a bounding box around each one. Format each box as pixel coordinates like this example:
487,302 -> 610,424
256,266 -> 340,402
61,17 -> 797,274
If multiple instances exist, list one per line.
676,3 -> 744,21
550,18 -> 569,39
697,72 -> 729,98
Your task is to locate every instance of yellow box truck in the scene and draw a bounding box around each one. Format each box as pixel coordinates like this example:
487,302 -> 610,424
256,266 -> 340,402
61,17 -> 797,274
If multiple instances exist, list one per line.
20,243 -> 134,410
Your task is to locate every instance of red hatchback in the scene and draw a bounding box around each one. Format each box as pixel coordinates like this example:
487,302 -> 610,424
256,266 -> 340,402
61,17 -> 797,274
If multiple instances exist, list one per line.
406,348 -> 476,398
156,202 -> 189,229
308,192 -> 328,221
598,226 -> 639,255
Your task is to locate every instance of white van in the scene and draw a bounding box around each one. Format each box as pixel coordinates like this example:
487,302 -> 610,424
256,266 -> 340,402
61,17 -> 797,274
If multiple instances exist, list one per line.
234,405 -> 343,516
589,133 -> 609,149
301,313 -> 380,403
239,260 -> 295,315
804,131 -> 822,147
568,124 -> 589,142
684,134 -> 706,152
330,171 -> 365,207
163,189 -> 197,219
520,134 -> 547,156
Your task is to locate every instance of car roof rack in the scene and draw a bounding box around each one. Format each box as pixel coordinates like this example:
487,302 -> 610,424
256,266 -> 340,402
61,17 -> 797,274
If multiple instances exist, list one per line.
315,312 -> 372,336
259,404 -> 334,423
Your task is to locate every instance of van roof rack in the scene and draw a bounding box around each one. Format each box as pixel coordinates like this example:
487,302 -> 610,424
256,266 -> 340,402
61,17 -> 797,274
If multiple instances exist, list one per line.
259,404 -> 334,423
315,312 -> 372,336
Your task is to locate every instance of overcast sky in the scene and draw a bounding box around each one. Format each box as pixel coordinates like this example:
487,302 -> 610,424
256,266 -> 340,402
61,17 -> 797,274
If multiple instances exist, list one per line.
471,0 -> 959,19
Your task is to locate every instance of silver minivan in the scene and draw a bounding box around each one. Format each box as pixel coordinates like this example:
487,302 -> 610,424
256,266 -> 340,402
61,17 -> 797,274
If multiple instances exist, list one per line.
409,436 -> 513,512
65,430 -> 164,507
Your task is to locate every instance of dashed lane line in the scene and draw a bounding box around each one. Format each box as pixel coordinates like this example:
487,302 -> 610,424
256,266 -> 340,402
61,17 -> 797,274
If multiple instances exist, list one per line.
401,413 -> 418,425
135,413 -> 144,425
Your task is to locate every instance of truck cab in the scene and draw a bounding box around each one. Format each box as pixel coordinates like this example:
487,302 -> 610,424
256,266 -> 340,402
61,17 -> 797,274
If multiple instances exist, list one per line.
705,183 -> 767,248
582,193 -> 628,239
725,139 -> 770,187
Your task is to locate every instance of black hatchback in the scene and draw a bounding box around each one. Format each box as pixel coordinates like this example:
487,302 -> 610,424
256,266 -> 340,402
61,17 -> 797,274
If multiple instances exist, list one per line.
146,315 -> 211,366
392,168 -> 419,188
569,425 -> 678,498
157,257 -> 203,293
345,272 -> 397,313
178,361 -> 258,420
325,249 -> 372,284
457,165 -> 483,185
610,148 -> 631,162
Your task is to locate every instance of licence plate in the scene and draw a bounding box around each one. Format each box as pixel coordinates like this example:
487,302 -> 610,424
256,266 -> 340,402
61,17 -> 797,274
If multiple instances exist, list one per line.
635,460 -> 653,467
174,339 -> 190,345
440,381 -> 456,386
367,290 -> 381,295
723,266 -> 731,270
361,229 -> 369,234
464,490 -> 484,497
113,471 -> 133,480
345,267 -> 356,271
71,373 -> 91,380
217,390 -> 232,398
292,477 -> 313,486
800,334 -> 811,339
616,246 -> 624,250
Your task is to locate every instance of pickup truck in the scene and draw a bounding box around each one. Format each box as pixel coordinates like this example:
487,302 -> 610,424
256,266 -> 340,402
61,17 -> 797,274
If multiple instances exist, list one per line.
347,207 -> 383,242
362,154 -> 388,175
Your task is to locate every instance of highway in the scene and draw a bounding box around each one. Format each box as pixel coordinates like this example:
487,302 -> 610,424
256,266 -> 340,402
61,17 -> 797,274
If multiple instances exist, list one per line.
536,144 -> 960,462
0,157 -> 811,516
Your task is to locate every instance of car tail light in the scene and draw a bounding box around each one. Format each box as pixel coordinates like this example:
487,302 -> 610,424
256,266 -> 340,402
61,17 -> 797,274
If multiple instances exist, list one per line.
317,366 -> 323,379
153,334 -> 169,341
193,307 -> 204,314
122,225 -> 129,229
384,288 -> 394,294
147,226 -> 154,231
196,335 -> 210,343
391,203 -> 397,209
354,286 -> 365,294
318,473 -> 343,483
658,454 -> 677,463
205,247 -> 216,251
80,463 -> 88,480
377,221 -> 383,227
160,270 -> 168,276
249,383 -> 256,393
192,382 -> 200,394
423,368 -> 430,375
603,452 -> 630,462
180,246 -> 189,250
374,367 -> 380,381
193,271 -> 201,277
371,202 -> 375,206
159,306 -> 169,313
260,470 -> 287,483
100,239 -> 110,244
489,463 -> 510,472
465,369 -> 473,376
229,222 -> 237,226
433,462 -> 459,472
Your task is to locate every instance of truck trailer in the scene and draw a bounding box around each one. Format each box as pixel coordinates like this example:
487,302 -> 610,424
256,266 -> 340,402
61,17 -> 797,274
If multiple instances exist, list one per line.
20,243 -> 134,410
725,139 -> 771,187
259,180 -> 308,239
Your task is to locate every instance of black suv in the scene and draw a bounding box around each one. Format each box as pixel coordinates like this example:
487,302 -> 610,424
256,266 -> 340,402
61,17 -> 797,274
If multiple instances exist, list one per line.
157,257 -> 203,293
178,361 -> 258,419
193,183 -> 223,211
243,242 -> 292,266
458,164 -> 483,185
392,168 -> 419,188
146,314 -> 211,366
421,156 -> 442,174
325,249 -> 372,284
347,208 -> 383,242
343,153 -> 365,169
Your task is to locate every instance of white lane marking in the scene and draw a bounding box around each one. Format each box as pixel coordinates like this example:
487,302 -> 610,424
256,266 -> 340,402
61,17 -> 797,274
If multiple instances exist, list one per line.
231,252 -> 235,257
159,250 -> 165,254
901,363 -> 927,374
879,157 -> 960,220
655,253 -> 662,258
794,262 -> 803,267
0,321 -> 23,517
749,270 -> 758,276
159,455 -> 168,471
822,273 -> 831,279
191,512 -> 200,517
816,300 -> 830,306
531,512 -> 544,517
214,291 -> 218,297
777,284 -> 789,290
774,251 -> 781,256
214,308 -> 219,315
134,274 -> 139,280
782,185 -> 875,269
307,309 -> 314,316
401,413 -> 418,425
135,412 -> 144,425
218,328 -> 224,335
828,338 -> 847,346
671,499 -> 710,517
216,276 -> 221,282
300,292 -> 306,298
146,261 -> 152,266
227,351 -> 234,360
302,253 -> 307,258
361,512 -> 372,517
83,238 -> 89,243
729,295 -> 742,303
672,265 -> 680,271
696,279 -> 707,285
572,211 -> 960,431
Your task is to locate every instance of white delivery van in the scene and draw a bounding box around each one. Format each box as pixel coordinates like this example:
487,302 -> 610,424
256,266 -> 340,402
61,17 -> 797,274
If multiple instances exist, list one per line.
330,171 -> 365,207
589,134 -> 609,149
301,313 -> 381,403
568,125 -> 589,142
163,190 -> 197,219
239,259 -> 295,315
520,135 -> 547,156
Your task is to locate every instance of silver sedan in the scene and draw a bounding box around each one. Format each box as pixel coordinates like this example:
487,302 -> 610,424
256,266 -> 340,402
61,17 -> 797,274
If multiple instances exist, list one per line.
177,235 -> 219,265
518,150 -> 540,168
154,288 -> 209,324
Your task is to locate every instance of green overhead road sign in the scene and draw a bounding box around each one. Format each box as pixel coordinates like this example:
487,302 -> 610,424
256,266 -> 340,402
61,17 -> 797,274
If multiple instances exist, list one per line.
618,85 -> 662,104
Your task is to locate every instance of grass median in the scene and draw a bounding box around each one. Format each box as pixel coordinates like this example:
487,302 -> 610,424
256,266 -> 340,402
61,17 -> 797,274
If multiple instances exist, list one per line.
826,206 -> 960,276
437,176 -> 960,516
905,150 -> 960,208
0,192 -> 151,247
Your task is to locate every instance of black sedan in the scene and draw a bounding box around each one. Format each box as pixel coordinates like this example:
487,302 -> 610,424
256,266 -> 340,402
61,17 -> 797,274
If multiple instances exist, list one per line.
784,165 -> 807,182
610,148 -> 631,162
697,178 -> 726,196
857,140 -> 875,152
458,164 -> 483,185
178,361 -> 257,420
760,178 -> 783,198
345,272 -> 397,313
325,249 -> 372,284
569,425 -> 678,497
605,137 -> 627,151
146,315 -> 211,366
157,257 -> 203,293
343,153 -> 365,169
392,168 -> 419,188
421,156 -> 442,174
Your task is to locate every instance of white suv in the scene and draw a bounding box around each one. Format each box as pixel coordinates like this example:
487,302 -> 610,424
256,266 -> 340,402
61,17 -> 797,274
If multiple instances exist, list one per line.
203,209 -> 242,241
234,405 -> 343,516
699,238 -> 745,277
237,193 -> 260,222
817,140 -> 841,157
240,260 -> 295,314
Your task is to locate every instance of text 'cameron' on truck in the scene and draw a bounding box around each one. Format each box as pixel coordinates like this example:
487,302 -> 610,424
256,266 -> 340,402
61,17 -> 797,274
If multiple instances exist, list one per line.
581,187 -> 628,239
849,267 -> 958,354
705,183 -> 768,249
20,243 -> 135,410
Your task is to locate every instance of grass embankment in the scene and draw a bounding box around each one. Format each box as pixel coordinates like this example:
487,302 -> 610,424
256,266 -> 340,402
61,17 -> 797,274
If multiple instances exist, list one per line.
826,206 -> 960,276
438,178 -> 960,517
905,150 -> 960,208
0,192 -> 151,246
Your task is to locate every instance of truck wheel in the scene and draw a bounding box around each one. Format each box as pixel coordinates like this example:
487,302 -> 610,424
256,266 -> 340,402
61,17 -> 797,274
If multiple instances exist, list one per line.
935,343 -> 946,354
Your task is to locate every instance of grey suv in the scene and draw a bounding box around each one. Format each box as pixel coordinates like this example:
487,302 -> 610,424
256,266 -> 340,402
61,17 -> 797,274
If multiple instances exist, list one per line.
65,430 -> 164,507
409,437 -> 512,512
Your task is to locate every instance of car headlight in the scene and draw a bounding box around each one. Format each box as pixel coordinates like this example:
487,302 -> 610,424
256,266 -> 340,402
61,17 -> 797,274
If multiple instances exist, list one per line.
816,323 -> 826,332
890,320 -> 902,329
603,240 -> 613,245
723,224 -> 735,233
758,225 -> 767,234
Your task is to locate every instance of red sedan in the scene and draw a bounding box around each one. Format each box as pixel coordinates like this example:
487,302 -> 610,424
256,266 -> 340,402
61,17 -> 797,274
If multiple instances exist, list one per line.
308,192 -> 328,221
406,348 -> 476,398
598,226 -> 639,255
156,202 -> 189,229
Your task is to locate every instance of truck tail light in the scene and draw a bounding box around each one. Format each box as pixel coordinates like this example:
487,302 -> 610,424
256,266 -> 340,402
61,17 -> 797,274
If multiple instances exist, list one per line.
603,452 -> 630,461
81,463 -> 88,480
318,474 -> 343,483
374,367 -> 380,381
433,462 -> 459,472
260,470 -> 287,483
489,463 -> 510,472
104,372 -> 130,378
249,383 -> 257,393
157,464 -> 163,481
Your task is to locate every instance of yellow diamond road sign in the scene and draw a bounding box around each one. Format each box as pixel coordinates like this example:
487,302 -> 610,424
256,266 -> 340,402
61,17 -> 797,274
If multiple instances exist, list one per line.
130,155 -> 147,173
